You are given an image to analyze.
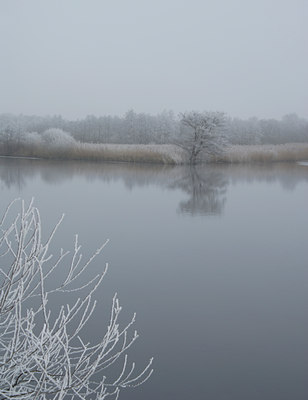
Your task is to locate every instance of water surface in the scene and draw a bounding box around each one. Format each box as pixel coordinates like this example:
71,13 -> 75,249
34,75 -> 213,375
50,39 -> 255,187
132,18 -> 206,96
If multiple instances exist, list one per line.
0,158 -> 307,400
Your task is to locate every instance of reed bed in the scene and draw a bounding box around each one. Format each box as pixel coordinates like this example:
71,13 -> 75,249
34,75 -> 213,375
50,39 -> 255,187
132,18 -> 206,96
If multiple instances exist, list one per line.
73,143 -> 185,164
1,141 -> 308,164
0,142 -> 186,165
220,143 -> 308,163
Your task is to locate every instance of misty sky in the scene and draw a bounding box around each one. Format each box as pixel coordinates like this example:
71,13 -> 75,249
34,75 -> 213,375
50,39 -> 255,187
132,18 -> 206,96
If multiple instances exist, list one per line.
0,0 -> 307,119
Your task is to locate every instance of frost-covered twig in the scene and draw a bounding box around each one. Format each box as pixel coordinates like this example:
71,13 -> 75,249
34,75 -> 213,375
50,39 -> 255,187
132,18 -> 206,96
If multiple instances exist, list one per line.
0,199 -> 153,399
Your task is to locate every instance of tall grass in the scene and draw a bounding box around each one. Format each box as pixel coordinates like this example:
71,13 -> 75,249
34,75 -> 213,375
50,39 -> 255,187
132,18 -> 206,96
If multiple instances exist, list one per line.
0,141 -> 186,165
1,140 -> 308,164
73,143 -> 185,164
220,143 -> 308,163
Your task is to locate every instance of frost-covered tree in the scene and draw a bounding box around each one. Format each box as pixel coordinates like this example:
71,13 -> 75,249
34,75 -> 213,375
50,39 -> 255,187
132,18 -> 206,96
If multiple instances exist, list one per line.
154,110 -> 179,144
226,117 -> 263,145
0,126 -> 16,154
0,199 -> 153,400
0,124 -> 25,154
1,112 -> 308,147
178,111 -> 227,164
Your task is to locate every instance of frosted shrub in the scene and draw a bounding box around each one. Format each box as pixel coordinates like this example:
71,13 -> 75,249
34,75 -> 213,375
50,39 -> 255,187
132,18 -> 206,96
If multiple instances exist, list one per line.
0,199 -> 153,399
42,128 -> 76,148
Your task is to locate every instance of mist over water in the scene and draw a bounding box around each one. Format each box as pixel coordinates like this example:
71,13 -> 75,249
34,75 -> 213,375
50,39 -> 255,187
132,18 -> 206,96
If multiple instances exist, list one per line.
1,0 -> 308,397
0,158 -> 307,400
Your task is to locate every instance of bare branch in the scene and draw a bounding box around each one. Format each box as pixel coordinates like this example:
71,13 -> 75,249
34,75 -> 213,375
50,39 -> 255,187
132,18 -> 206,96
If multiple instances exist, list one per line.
0,199 -> 152,399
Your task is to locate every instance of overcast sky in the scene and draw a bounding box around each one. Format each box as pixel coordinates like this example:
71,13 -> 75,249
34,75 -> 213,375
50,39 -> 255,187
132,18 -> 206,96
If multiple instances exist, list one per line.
0,0 -> 307,119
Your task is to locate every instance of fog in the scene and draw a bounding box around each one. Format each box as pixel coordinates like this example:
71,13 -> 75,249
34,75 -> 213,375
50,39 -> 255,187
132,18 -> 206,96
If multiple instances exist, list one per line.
1,0 -> 307,119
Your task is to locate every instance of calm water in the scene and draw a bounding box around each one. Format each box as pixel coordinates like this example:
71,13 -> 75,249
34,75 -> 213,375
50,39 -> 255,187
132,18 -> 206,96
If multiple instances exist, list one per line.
0,158 -> 308,400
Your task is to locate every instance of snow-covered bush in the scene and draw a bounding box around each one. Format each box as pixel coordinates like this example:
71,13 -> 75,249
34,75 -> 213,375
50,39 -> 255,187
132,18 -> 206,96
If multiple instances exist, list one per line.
42,128 -> 76,148
0,199 -> 153,399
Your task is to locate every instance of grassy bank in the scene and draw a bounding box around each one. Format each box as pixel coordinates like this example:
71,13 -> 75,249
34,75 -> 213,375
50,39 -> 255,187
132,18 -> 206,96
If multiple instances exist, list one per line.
1,142 -> 308,164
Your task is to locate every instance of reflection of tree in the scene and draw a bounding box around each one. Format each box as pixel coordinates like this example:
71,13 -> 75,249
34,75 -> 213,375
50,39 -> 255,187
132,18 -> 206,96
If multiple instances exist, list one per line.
0,159 -> 84,188
0,158 -> 32,190
170,167 -> 228,216
1,158 -> 308,217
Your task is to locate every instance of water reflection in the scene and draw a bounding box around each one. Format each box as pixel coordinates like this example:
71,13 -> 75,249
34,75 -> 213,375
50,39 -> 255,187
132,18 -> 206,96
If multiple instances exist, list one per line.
169,167 -> 228,215
1,157 -> 308,400
0,157 -> 32,190
1,158 -> 308,217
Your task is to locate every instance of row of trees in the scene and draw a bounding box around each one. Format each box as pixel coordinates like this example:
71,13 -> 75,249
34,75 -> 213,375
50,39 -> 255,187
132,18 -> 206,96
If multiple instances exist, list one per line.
0,111 -> 228,164
1,111 -> 308,146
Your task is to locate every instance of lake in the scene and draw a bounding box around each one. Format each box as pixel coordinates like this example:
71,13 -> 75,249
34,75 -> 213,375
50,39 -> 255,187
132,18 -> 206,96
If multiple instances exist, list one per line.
0,157 -> 307,400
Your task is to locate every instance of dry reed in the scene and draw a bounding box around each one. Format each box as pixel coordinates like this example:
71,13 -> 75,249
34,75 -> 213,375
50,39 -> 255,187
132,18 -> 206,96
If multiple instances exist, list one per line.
220,143 -> 308,163
1,142 -> 308,164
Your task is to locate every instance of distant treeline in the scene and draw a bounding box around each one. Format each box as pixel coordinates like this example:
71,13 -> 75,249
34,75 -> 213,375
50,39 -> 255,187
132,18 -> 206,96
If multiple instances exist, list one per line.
1,111 -> 308,146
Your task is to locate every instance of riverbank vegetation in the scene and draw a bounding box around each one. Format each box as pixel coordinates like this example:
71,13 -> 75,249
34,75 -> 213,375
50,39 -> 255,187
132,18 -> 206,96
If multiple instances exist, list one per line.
0,131 -> 186,164
1,111 -> 308,164
1,139 -> 308,165
219,143 -> 308,163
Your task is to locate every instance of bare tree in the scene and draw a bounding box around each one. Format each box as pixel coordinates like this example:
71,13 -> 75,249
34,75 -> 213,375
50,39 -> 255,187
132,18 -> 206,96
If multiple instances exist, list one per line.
0,199 -> 153,400
178,111 -> 227,164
